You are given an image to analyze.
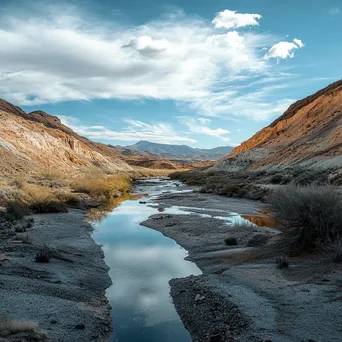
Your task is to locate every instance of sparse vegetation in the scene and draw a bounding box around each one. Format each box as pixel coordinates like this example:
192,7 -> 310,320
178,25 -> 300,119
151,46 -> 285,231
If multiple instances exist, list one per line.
71,173 -> 130,200
0,316 -> 47,340
269,185 -> 342,254
224,237 -> 238,245
322,240 -> 342,263
276,255 -> 289,269
6,201 -> 30,220
170,170 -> 269,201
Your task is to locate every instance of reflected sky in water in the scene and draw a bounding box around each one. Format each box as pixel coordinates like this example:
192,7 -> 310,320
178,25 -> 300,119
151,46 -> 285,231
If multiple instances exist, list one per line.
92,179 -> 201,342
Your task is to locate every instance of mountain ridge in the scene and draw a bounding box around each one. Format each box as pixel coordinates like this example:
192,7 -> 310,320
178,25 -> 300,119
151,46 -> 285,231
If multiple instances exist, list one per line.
125,140 -> 234,162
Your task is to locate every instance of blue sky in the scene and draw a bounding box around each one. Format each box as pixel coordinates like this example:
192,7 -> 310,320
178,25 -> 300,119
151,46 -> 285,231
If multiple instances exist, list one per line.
1,0 -> 341,148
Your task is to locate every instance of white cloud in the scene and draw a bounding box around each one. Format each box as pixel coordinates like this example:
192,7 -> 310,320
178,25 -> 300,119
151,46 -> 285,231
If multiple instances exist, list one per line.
212,10 -> 262,29
198,118 -> 211,124
59,116 -> 196,144
179,117 -> 230,141
122,36 -> 170,56
264,38 -> 304,60
0,5 -> 303,121
293,38 -> 304,48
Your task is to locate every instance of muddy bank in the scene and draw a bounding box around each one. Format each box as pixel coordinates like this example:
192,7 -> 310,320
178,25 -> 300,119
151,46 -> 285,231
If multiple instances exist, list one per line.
142,191 -> 342,342
0,209 -> 112,342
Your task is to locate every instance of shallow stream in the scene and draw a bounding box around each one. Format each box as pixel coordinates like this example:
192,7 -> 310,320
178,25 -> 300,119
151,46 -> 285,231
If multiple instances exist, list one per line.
91,178 -> 262,342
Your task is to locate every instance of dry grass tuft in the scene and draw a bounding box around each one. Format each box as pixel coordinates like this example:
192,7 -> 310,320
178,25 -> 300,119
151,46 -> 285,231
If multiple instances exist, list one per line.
71,173 -> 130,200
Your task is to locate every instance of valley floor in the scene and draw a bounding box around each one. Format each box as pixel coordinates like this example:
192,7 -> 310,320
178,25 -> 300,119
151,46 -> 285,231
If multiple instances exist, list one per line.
0,209 -> 112,342
142,191 -> 342,342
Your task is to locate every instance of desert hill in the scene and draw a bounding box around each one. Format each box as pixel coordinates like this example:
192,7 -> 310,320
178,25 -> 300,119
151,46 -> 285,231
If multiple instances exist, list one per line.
0,99 -> 133,175
214,79 -> 342,172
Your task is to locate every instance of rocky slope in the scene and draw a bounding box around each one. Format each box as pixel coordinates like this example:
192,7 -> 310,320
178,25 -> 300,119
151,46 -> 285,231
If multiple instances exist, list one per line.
0,99 -> 132,175
214,79 -> 342,172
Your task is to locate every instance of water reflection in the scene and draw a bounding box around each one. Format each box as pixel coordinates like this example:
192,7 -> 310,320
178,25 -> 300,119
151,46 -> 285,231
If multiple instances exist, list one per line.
91,179 -> 201,342
242,214 -> 278,228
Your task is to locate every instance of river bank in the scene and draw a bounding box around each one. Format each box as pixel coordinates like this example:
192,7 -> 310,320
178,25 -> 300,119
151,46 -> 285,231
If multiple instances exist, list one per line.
142,189 -> 342,342
0,208 -> 112,342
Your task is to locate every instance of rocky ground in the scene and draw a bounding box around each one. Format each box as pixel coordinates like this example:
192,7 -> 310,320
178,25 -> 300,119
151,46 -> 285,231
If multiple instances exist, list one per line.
142,191 -> 342,342
0,209 -> 112,342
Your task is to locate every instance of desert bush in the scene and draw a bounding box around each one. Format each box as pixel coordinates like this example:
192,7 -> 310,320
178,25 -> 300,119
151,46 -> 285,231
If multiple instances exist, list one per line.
71,174 -> 130,199
0,188 -> 21,207
247,234 -> 270,247
35,248 -> 51,263
321,240 -> 342,263
269,185 -> 342,254
276,255 -> 289,269
19,184 -> 67,213
6,201 -> 30,220
0,316 -> 47,340
55,191 -> 79,206
224,237 -> 238,245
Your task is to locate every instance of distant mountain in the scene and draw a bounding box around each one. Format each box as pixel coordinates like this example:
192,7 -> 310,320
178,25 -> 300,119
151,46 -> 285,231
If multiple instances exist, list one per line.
213,79 -> 342,172
124,141 -> 234,162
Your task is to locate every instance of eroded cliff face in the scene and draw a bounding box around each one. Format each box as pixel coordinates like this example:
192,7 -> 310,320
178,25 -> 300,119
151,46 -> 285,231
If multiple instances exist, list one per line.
0,100 -> 132,175
214,80 -> 342,172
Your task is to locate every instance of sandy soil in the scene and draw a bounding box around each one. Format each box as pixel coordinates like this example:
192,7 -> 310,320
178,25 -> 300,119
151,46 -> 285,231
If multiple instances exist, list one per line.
142,191 -> 342,342
0,209 -> 112,342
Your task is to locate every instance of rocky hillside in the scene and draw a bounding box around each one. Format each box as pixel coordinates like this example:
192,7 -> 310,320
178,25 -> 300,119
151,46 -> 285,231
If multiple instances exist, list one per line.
125,141 -> 234,163
214,79 -> 342,172
0,99 -> 132,175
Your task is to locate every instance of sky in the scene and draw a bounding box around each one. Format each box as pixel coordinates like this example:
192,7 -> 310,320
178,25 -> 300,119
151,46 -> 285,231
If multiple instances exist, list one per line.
0,0 -> 341,148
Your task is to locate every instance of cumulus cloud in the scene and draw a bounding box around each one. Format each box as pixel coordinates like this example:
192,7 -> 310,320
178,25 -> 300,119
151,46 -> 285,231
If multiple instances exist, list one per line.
59,116 -> 196,144
212,9 -> 262,29
0,5 -> 303,121
179,117 -> 230,141
264,38 -> 304,60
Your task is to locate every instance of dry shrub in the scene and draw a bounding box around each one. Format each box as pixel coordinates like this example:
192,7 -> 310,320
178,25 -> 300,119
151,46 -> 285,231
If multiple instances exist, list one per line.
269,185 -> 342,254
20,184 -> 67,213
54,190 -> 79,206
6,201 -> 30,220
10,175 -> 28,189
21,184 -> 55,204
0,316 -> 47,340
33,168 -> 67,188
321,240 -> 342,263
0,188 -> 21,206
71,174 -> 130,199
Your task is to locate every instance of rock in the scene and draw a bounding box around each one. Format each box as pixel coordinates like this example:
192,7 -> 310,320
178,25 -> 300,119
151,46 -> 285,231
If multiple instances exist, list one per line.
194,293 -> 206,302
50,319 -> 57,324
75,324 -> 85,330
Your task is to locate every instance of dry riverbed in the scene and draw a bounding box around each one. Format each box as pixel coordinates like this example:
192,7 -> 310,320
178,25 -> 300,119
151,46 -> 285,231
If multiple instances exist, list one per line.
0,209 -> 112,342
142,191 -> 342,342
